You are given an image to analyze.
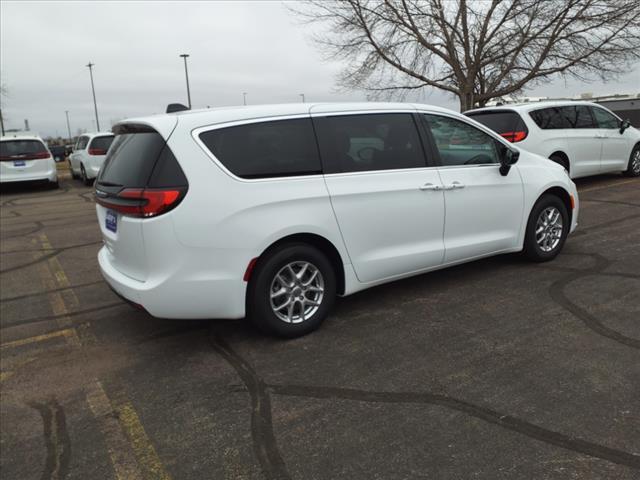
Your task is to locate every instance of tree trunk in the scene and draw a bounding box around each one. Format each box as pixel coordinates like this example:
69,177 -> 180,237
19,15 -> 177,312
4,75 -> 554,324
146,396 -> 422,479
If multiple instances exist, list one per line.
459,90 -> 475,112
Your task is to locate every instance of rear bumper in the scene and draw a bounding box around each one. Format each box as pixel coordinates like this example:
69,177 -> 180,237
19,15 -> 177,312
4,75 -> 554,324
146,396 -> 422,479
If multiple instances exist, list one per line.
0,168 -> 57,183
98,246 -> 247,319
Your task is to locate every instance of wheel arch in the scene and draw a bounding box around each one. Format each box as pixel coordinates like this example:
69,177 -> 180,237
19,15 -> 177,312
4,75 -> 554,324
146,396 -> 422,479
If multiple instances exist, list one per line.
548,151 -> 570,172
252,233 -> 346,295
538,186 -> 573,225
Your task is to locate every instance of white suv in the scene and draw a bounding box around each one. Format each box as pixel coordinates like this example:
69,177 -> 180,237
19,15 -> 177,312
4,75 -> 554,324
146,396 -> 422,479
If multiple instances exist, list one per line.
0,134 -> 58,187
69,132 -> 115,185
95,103 -> 579,337
465,101 -> 640,179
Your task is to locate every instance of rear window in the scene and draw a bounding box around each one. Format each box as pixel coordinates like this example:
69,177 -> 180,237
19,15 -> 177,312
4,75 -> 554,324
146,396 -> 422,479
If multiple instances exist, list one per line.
97,126 -> 186,188
198,118 -> 321,179
89,136 -> 114,152
465,110 -> 528,136
1,140 -> 47,159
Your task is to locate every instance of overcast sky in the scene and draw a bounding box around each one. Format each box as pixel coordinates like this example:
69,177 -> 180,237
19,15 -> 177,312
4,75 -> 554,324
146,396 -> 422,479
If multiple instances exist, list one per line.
2,1 -> 639,138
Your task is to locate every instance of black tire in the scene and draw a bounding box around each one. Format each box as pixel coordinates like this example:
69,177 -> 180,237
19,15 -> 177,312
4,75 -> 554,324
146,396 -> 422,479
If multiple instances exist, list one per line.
523,194 -> 570,262
247,243 -> 336,338
80,164 -> 93,186
69,161 -> 79,179
549,154 -> 569,174
623,144 -> 640,177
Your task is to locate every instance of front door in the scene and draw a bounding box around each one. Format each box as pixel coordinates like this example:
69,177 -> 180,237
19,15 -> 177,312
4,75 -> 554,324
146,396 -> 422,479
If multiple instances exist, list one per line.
423,113 -> 524,263
591,106 -> 630,173
313,111 -> 446,283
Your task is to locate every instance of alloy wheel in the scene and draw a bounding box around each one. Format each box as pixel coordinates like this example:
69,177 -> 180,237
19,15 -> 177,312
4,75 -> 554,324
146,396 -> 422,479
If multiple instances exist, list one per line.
535,206 -> 563,252
269,261 -> 325,324
632,149 -> 640,175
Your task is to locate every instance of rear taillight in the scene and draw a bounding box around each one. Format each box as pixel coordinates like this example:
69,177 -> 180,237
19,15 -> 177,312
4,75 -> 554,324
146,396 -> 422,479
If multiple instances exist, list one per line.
500,131 -> 527,142
95,188 -> 185,218
88,148 -> 107,155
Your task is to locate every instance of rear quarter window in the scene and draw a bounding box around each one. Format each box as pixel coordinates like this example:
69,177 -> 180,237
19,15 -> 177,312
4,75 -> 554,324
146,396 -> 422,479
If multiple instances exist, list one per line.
198,118 -> 321,179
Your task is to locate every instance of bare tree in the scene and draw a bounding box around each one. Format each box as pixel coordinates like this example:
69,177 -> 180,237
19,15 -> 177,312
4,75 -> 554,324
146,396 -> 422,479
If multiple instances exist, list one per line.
292,0 -> 640,111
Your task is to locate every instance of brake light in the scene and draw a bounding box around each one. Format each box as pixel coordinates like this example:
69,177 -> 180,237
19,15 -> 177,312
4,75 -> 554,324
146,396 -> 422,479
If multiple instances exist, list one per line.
500,131 -> 527,143
95,188 -> 185,218
88,148 -> 107,155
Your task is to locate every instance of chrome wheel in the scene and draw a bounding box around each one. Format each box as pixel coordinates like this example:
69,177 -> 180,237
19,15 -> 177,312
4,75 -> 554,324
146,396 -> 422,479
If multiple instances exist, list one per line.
535,206 -> 563,252
269,261 -> 324,324
632,149 -> 640,175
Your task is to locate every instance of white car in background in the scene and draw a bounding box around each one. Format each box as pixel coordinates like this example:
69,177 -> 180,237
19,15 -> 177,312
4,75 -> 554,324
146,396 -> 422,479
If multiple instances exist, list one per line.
0,134 -> 58,188
95,103 -> 579,337
465,101 -> 640,179
69,132 -> 115,185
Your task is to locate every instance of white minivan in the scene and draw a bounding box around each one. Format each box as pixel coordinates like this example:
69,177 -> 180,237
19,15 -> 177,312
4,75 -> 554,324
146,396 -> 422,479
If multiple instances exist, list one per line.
95,103 -> 579,337
0,135 -> 58,187
69,132 -> 115,185
465,101 -> 640,179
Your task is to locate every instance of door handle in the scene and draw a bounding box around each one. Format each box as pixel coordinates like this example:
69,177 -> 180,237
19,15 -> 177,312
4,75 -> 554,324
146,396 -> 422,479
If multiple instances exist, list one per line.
419,183 -> 443,191
449,181 -> 465,189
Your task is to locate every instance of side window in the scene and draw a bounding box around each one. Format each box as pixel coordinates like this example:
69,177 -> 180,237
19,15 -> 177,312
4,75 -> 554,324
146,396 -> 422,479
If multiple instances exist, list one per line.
313,113 -> 426,173
424,114 -> 501,166
529,108 -> 570,129
76,136 -> 89,150
562,106 -> 596,129
591,107 -> 619,129
199,118 -> 321,179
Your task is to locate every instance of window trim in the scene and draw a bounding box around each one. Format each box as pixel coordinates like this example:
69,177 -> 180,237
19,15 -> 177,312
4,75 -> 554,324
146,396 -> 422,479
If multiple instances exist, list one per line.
192,114 -> 324,183
420,111 -> 510,168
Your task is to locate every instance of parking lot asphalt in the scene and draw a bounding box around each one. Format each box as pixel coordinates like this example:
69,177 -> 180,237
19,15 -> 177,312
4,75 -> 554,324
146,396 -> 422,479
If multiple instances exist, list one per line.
1,170 -> 639,480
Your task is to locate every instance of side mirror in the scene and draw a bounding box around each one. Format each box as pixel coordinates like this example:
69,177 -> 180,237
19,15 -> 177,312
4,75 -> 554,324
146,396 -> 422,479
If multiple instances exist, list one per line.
499,148 -> 519,176
619,119 -> 631,134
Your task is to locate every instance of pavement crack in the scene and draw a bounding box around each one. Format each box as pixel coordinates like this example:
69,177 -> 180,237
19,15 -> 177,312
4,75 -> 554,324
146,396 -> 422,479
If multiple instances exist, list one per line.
548,252 -> 640,349
209,334 -> 291,480
29,398 -> 71,480
270,384 -> 640,470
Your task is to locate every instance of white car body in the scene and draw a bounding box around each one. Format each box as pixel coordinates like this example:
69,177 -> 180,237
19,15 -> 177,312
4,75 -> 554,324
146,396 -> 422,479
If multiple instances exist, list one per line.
69,132 -> 114,181
465,101 -> 640,179
0,134 -> 58,185
96,103 -> 579,321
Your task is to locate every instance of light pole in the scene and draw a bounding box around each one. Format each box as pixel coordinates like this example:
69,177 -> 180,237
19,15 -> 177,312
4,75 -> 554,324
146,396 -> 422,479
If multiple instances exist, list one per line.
86,62 -> 100,131
299,93 -> 305,103
65,111 -> 72,142
179,54 -> 192,109
243,92 -> 247,106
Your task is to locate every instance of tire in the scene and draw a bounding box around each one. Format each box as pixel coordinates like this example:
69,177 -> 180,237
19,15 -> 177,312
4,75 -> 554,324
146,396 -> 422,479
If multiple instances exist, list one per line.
80,164 -> 93,186
247,243 -> 336,338
523,194 -> 570,262
69,161 -> 79,179
549,154 -> 569,174
623,144 -> 640,177
49,180 -> 59,189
